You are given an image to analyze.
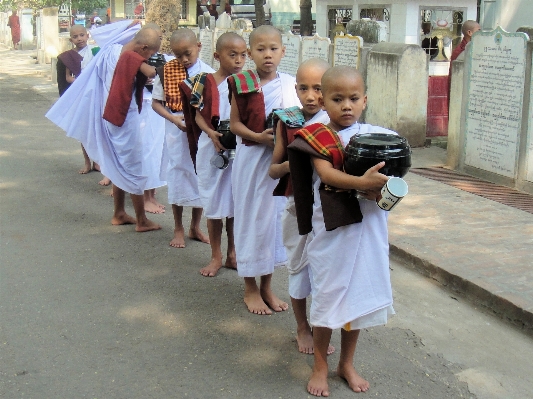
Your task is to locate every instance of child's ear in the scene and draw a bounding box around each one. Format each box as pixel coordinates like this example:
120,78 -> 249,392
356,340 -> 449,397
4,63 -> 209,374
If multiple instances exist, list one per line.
318,96 -> 325,109
197,42 -> 202,51
281,45 -> 286,58
213,51 -> 220,61
362,95 -> 367,110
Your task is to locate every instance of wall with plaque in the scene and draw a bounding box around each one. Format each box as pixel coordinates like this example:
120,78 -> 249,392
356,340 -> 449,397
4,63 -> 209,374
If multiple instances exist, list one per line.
240,30 -> 256,71
199,28 -> 214,67
524,45 -> 533,184
278,33 -> 301,76
333,34 -> 363,69
463,27 -> 529,181
301,34 -> 331,64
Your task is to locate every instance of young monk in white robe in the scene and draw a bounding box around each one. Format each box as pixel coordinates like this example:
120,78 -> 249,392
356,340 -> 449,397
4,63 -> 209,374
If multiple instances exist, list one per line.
268,58 -> 334,355
152,28 -> 213,248
288,66 -> 395,397
101,28 -> 163,232
179,32 -> 248,276
228,25 -> 300,315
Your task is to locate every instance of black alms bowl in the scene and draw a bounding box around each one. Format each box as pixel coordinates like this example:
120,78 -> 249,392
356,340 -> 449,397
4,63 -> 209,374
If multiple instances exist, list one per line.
344,133 -> 411,177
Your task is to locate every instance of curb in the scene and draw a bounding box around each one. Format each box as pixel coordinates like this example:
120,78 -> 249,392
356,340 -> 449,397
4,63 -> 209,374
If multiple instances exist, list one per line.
389,243 -> 533,336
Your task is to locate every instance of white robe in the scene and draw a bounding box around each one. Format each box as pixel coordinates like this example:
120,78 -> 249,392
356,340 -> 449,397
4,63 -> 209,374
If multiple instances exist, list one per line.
232,72 -> 301,278
307,123 -> 396,330
196,78 -> 234,219
153,59 -> 214,206
282,109 -> 330,299
46,21 -> 141,171
140,87 -> 166,190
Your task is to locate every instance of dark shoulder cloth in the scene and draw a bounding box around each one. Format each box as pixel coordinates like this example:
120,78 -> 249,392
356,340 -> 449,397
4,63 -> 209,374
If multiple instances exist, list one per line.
288,123 -> 362,234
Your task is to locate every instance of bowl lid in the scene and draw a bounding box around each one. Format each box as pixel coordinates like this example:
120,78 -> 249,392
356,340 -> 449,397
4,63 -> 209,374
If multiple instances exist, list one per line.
345,133 -> 411,158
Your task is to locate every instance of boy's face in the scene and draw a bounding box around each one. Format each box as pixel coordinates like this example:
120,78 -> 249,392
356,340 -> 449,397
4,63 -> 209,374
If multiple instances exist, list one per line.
215,39 -> 248,76
295,67 -> 324,119
248,33 -> 285,76
70,28 -> 88,50
171,39 -> 201,70
320,75 -> 367,132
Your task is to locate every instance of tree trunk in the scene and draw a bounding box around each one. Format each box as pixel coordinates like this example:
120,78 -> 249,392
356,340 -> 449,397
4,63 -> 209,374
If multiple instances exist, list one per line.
145,0 -> 182,54
299,0 -> 313,36
254,0 -> 265,27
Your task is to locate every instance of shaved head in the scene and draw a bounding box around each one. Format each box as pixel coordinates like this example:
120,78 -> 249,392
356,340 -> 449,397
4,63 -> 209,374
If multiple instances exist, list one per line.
170,28 -> 198,47
296,58 -> 330,82
322,66 -> 365,94
216,32 -> 246,52
135,27 -> 162,51
69,25 -> 87,35
462,20 -> 481,37
249,25 -> 282,47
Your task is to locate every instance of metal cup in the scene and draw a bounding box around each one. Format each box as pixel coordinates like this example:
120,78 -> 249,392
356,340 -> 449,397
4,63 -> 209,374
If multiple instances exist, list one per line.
376,177 -> 408,211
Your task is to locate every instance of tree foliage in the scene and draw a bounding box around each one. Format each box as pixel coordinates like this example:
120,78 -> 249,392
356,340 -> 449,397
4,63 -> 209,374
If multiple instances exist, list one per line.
1,0 -> 107,14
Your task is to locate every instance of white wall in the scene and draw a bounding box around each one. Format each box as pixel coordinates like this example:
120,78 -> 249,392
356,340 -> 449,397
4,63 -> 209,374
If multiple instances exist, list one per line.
481,0 -> 533,33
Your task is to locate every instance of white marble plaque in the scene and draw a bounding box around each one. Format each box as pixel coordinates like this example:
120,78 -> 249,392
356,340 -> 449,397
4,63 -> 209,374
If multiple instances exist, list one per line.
278,33 -> 301,76
464,27 -> 528,178
240,30 -> 256,71
333,34 -> 362,68
199,28 -> 214,68
526,51 -> 533,183
301,34 -> 330,63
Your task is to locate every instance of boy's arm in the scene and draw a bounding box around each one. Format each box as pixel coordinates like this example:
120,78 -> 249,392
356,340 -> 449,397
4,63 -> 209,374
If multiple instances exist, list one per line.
312,157 -> 388,200
65,67 -> 75,83
139,63 -> 156,79
152,99 -> 186,130
268,120 -> 289,179
229,93 -> 274,148
195,112 -> 225,153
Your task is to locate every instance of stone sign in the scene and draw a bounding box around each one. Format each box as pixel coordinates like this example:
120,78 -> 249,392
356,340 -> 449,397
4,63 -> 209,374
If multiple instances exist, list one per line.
199,28 -> 214,67
301,34 -> 330,63
464,27 -> 529,178
333,34 -> 362,68
211,28 -> 228,70
278,33 -> 301,76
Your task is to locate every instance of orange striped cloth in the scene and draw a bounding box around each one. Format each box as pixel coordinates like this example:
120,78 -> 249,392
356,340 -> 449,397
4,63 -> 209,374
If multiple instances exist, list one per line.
163,59 -> 187,112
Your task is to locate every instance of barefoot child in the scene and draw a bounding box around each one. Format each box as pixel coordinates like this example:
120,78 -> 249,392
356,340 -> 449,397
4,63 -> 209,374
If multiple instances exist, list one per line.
268,58 -> 334,354
228,25 -> 300,314
152,28 -> 212,248
179,32 -> 247,276
101,27 -> 163,232
288,66 -> 395,396
57,25 -> 107,180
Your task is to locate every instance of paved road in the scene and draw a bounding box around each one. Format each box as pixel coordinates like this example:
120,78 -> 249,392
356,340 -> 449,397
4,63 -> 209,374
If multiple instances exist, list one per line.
1,48 -> 532,398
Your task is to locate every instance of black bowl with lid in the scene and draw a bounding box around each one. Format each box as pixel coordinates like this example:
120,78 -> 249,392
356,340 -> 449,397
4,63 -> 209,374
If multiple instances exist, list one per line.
343,133 -> 411,177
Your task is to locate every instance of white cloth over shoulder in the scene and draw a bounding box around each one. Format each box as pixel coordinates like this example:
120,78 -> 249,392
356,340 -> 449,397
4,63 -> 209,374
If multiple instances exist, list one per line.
232,72 -> 301,277
307,123 -> 395,330
46,20 -> 141,160
196,78 -> 234,218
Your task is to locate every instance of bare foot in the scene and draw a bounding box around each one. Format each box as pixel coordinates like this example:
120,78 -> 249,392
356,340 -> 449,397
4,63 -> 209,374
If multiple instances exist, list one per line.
296,329 -> 335,355
200,258 -> 223,277
145,201 -> 165,214
111,213 -> 136,225
307,367 -> 330,397
260,288 -> 289,312
337,364 -> 370,393
224,252 -> 237,270
136,219 -> 162,232
244,290 -> 272,315
170,227 -> 186,248
79,163 -> 92,174
93,162 -> 101,172
189,227 -> 210,244
149,197 -> 165,210
99,177 -> 111,186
